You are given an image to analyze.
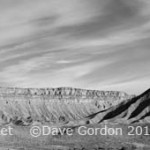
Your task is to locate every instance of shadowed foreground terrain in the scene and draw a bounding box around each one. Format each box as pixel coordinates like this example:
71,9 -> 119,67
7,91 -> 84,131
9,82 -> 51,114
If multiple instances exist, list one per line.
0,87 -> 150,150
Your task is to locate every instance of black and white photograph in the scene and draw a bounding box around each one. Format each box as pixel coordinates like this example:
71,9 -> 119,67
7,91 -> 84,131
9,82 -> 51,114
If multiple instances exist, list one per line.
0,0 -> 150,149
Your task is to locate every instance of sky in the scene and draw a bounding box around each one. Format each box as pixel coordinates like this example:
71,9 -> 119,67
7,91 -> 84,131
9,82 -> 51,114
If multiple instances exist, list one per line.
0,0 -> 150,95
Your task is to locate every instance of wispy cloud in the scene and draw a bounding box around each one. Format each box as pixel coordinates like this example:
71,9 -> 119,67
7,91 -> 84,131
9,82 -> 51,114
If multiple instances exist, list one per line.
0,0 -> 150,94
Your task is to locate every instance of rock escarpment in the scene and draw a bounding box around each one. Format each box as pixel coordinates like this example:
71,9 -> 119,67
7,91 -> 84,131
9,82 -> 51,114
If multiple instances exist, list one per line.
0,87 -> 132,125
0,87 -> 132,100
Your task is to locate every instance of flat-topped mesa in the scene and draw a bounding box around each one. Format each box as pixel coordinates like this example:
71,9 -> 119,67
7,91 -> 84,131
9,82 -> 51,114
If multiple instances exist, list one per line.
0,87 -> 133,100
0,87 -> 135,125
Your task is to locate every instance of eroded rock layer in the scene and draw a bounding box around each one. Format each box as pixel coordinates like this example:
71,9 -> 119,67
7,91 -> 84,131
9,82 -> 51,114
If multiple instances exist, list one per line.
0,87 -> 132,125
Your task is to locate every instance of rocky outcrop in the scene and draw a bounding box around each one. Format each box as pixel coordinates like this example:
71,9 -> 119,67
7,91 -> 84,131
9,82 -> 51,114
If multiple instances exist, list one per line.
88,89 -> 150,124
0,87 -> 132,100
0,87 -> 133,125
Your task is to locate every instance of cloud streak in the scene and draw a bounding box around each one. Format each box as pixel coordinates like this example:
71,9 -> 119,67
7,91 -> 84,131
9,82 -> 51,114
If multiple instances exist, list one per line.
0,0 -> 150,94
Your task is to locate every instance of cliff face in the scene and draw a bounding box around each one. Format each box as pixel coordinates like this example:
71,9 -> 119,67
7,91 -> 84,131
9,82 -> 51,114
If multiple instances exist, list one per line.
0,87 -> 133,125
0,87 -> 132,99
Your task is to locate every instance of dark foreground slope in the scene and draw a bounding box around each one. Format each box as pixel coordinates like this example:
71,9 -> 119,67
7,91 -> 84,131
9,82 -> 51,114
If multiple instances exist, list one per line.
87,89 -> 150,124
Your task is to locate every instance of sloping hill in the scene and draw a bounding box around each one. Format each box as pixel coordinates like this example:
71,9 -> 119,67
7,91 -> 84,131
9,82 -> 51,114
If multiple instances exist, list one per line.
0,87 -> 132,125
88,89 -> 150,124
